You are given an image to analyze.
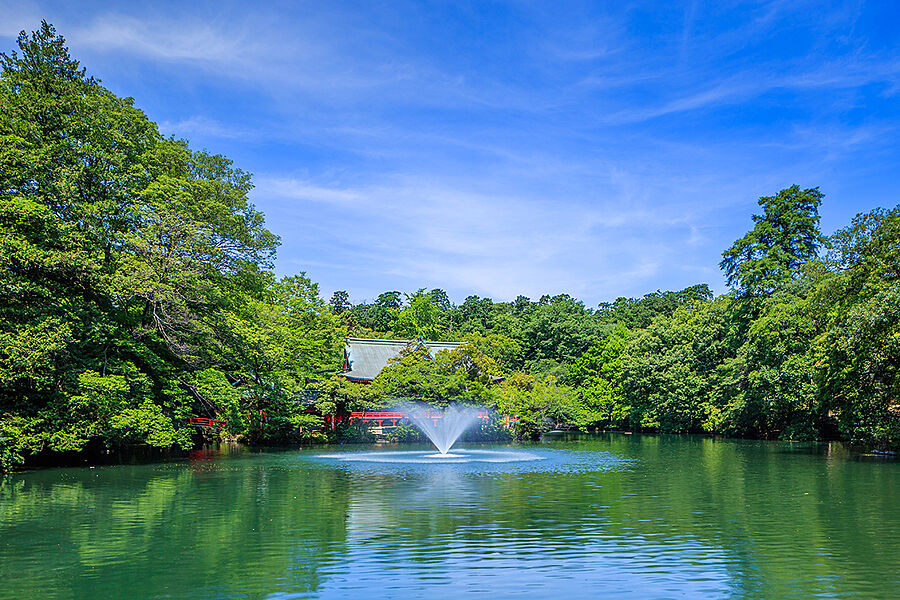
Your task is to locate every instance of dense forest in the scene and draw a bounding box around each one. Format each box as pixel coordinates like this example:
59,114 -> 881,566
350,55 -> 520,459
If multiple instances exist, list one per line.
1,24 -> 897,471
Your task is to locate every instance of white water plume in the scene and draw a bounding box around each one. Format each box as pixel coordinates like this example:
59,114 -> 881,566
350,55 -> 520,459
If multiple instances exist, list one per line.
405,404 -> 485,454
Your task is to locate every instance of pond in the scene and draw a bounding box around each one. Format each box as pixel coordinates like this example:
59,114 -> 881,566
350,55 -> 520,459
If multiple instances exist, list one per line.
1,433 -> 897,599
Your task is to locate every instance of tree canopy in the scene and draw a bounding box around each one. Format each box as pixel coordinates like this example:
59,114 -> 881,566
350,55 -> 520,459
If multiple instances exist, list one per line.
721,186 -> 825,297
0,23 -> 344,470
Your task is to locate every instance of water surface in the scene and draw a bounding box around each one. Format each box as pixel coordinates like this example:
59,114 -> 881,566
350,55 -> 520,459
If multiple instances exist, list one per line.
1,434 -> 897,599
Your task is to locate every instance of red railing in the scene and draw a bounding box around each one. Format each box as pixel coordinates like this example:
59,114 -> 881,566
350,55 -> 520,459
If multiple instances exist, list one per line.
347,410 -> 490,425
189,417 -> 226,428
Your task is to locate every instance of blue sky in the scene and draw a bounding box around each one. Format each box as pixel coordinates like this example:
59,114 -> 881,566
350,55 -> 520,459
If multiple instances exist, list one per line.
3,1 -> 899,306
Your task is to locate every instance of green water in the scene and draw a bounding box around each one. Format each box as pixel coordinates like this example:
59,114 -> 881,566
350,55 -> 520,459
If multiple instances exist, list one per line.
1,434 -> 897,599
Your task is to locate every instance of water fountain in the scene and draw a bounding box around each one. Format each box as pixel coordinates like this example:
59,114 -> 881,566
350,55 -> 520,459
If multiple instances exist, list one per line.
406,404 -> 483,455
322,403 -> 541,464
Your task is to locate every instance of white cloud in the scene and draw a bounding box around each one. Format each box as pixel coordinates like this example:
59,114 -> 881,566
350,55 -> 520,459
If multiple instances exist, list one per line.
70,14 -> 250,63
252,169 -> 728,304
159,116 -> 257,140
255,178 -> 364,207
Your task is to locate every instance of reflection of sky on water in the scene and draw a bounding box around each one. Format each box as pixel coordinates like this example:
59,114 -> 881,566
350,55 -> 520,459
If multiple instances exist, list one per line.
285,445 -> 736,599
320,448 -> 543,464
311,445 -> 636,475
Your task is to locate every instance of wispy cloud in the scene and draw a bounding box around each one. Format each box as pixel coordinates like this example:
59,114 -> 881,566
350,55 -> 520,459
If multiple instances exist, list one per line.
251,168 -> 739,303
5,0 -> 897,305
69,13 -> 257,64
62,10 -> 466,105
255,178 -> 364,207
159,116 -> 259,141
603,56 -> 900,125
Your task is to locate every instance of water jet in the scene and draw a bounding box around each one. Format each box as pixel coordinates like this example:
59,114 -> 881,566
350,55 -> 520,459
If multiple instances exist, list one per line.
406,404 -> 484,454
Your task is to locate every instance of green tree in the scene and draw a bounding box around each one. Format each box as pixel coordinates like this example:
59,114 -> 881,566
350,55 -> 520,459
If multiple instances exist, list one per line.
454,295 -> 495,334
372,343 -> 498,406
395,289 -> 448,340
567,325 -> 629,387
563,326 -> 631,429
520,294 -> 604,366
494,373 -> 575,438
428,288 -> 452,310
597,285 -> 713,329
708,285 -> 821,439
329,290 -> 350,314
620,297 -> 737,433
813,206 -> 900,446
721,186 -> 825,297
362,291 -> 402,332
0,23 -> 285,468
220,274 -> 345,440
462,331 -> 522,374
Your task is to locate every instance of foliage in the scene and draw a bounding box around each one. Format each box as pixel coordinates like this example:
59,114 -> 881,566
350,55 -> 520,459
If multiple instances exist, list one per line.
312,374 -> 384,416
0,23 -> 336,468
813,206 -> 900,446
372,343 -> 500,406
243,399 -> 324,445
462,331 -> 522,374
348,291 -> 402,334
388,424 -> 424,442
394,289 -> 449,339
567,325 -> 629,387
721,186 -> 825,297
708,285 -> 820,439
597,285 -> 713,329
564,326 -> 631,429
329,290 -> 350,314
494,373 -> 576,439
334,420 -> 376,444
621,297 -> 737,433
571,380 -> 631,430
519,294 -> 605,366
220,274 -> 346,410
459,421 -> 514,442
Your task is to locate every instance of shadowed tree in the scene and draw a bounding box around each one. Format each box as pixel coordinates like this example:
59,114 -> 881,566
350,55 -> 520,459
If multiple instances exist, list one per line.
329,290 -> 350,314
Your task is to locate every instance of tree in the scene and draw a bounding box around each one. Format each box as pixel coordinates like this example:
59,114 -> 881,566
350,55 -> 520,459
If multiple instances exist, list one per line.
494,373 -> 575,438
372,344 -> 496,406
462,331 -> 522,374
520,294 -> 603,366
0,23 -> 287,468
567,325 -> 629,387
329,290 -> 350,314
221,274 -> 345,407
395,289 -> 448,340
366,291 -> 402,332
376,291 -> 402,309
721,186 -> 825,297
620,297 -> 737,433
708,285 -> 821,439
813,206 -> 900,446
454,295 -> 495,334
428,288 -> 452,310
597,285 -> 713,329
